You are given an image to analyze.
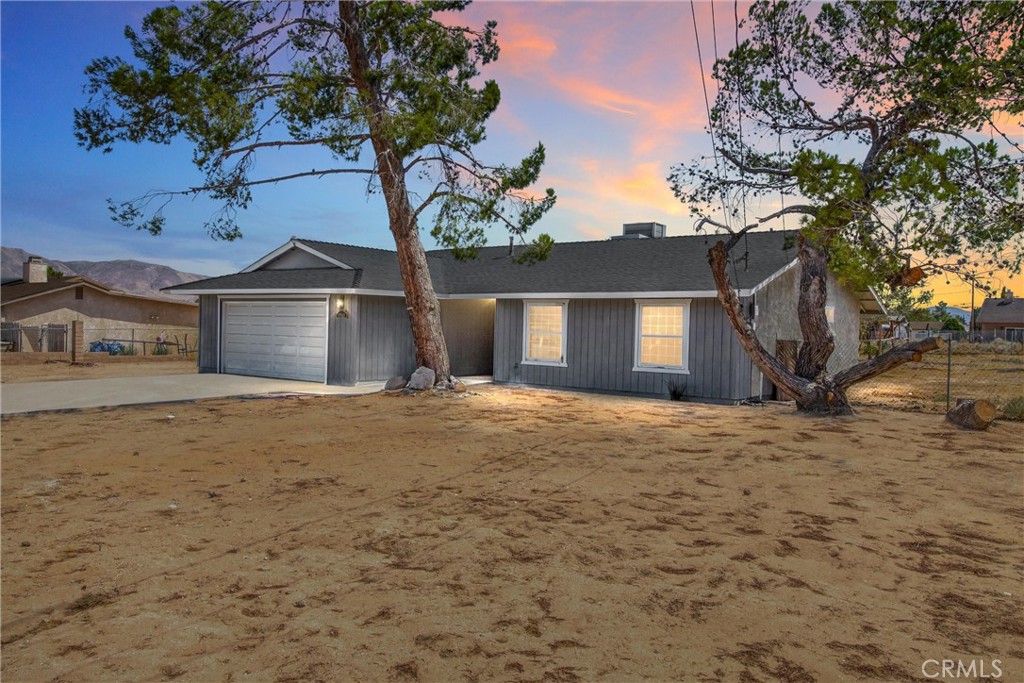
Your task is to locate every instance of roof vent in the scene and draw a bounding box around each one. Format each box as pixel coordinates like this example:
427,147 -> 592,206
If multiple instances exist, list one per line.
611,222 -> 666,240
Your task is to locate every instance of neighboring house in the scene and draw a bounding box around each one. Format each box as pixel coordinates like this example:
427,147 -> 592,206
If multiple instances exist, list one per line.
167,224 -> 884,403
1,256 -> 199,351
907,321 -> 955,341
976,295 -> 1024,342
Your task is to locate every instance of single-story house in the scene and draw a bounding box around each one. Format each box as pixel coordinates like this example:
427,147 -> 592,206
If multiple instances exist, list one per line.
976,295 -> 1024,342
166,224 -> 884,403
906,320 -> 956,341
1,256 -> 199,351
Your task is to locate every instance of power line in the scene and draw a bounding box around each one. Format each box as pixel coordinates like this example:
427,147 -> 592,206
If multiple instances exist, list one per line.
733,0 -> 749,233
689,0 -> 731,232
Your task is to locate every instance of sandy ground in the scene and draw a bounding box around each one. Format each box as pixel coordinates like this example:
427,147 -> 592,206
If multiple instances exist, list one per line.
2,386 -> 1022,683
848,350 -> 1023,415
1,359 -> 198,383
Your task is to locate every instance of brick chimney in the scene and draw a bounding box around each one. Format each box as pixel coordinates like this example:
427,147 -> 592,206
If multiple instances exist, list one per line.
23,256 -> 47,283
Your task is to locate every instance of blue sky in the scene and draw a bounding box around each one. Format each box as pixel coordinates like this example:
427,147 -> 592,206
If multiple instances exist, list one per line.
1,1 -> 1019,306
2,1 -> 723,278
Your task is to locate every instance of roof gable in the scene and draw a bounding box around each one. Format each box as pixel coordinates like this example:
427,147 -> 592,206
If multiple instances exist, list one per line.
243,239 -> 354,272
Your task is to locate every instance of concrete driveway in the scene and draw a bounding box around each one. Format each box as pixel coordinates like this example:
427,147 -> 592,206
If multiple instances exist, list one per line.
0,374 -> 386,416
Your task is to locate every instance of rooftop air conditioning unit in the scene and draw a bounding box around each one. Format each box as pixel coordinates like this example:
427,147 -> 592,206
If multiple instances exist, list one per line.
610,222 -> 667,240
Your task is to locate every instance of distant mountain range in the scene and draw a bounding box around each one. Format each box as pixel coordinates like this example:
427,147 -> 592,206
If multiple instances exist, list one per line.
931,305 -> 972,324
1,246 -> 208,302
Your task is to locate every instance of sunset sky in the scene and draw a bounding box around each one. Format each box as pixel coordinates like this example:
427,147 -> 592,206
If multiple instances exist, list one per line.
1,1 -> 1019,308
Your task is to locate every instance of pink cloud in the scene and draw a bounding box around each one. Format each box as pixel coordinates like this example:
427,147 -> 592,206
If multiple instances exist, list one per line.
545,158 -> 694,240
466,2 -> 725,133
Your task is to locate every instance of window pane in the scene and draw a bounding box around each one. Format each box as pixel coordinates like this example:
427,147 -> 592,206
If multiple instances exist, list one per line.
526,304 -> 564,362
528,305 -> 563,334
641,337 -> 683,367
641,306 -> 682,336
528,332 -> 562,361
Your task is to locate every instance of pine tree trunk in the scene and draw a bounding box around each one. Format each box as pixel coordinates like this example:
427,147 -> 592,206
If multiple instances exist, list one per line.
707,240 -> 838,410
834,336 -> 944,386
339,2 -> 450,383
709,237 -> 947,417
946,399 -> 997,430
708,239 -> 848,416
382,178 -> 451,381
794,238 -> 833,381
797,378 -> 854,415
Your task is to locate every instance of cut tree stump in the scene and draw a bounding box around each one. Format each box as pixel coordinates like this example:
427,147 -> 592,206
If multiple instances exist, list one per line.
946,399 -> 997,430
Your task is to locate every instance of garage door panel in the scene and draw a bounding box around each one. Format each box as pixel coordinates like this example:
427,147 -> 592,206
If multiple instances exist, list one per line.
221,300 -> 327,382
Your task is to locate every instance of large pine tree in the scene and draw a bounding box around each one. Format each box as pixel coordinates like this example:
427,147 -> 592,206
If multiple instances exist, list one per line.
671,0 -> 1022,414
75,1 -> 556,383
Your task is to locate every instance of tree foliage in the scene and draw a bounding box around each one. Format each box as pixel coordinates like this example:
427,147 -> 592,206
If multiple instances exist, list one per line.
877,285 -> 933,322
670,0 -> 1022,414
75,1 -> 556,261
933,301 -> 967,331
671,0 -> 1022,284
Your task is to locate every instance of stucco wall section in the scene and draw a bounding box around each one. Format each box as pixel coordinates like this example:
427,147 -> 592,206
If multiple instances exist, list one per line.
753,264 -> 861,383
2,287 -> 198,345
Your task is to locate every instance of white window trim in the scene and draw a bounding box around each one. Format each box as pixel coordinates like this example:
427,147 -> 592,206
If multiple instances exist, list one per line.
522,300 -> 568,367
633,298 -> 691,374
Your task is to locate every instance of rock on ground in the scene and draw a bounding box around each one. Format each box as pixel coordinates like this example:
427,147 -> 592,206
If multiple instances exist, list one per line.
384,376 -> 408,391
407,366 -> 436,391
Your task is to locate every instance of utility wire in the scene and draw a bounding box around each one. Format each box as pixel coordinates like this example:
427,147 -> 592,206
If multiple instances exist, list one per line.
689,0 -> 731,233
734,0 -> 750,272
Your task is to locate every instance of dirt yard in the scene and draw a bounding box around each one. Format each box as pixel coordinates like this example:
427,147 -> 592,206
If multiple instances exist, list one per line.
848,347 -> 1023,416
2,386 -> 1021,682
1,358 -> 197,383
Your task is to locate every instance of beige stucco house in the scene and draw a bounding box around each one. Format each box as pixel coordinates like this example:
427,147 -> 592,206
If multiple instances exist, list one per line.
1,257 -> 198,351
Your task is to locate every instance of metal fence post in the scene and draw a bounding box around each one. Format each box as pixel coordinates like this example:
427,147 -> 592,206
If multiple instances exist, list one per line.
946,336 -> 953,412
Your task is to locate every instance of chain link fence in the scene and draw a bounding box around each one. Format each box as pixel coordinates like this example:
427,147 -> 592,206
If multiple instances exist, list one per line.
0,324 -> 198,357
842,332 -> 1023,419
86,327 -> 199,356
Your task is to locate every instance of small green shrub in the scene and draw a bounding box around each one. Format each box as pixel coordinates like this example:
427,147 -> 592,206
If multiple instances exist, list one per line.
152,343 -> 170,356
117,345 -> 137,356
1001,396 -> 1024,421
667,381 -> 688,401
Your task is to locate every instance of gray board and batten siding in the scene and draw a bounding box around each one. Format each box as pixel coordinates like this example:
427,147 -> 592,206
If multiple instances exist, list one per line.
181,230 -> 876,401
337,296 -> 493,382
199,293 -> 493,383
198,294 -> 218,373
493,297 -> 755,402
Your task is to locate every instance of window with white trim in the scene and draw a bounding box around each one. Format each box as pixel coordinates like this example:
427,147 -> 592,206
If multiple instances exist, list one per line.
523,301 -> 567,365
634,299 -> 690,373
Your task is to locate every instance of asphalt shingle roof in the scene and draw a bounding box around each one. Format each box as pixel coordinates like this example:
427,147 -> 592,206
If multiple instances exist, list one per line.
166,268 -> 362,291
428,231 -> 796,294
1,275 -> 112,304
976,297 -> 1024,325
168,231 -> 799,295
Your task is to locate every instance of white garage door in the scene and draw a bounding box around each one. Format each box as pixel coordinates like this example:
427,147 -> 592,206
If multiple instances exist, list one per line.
221,300 -> 327,382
